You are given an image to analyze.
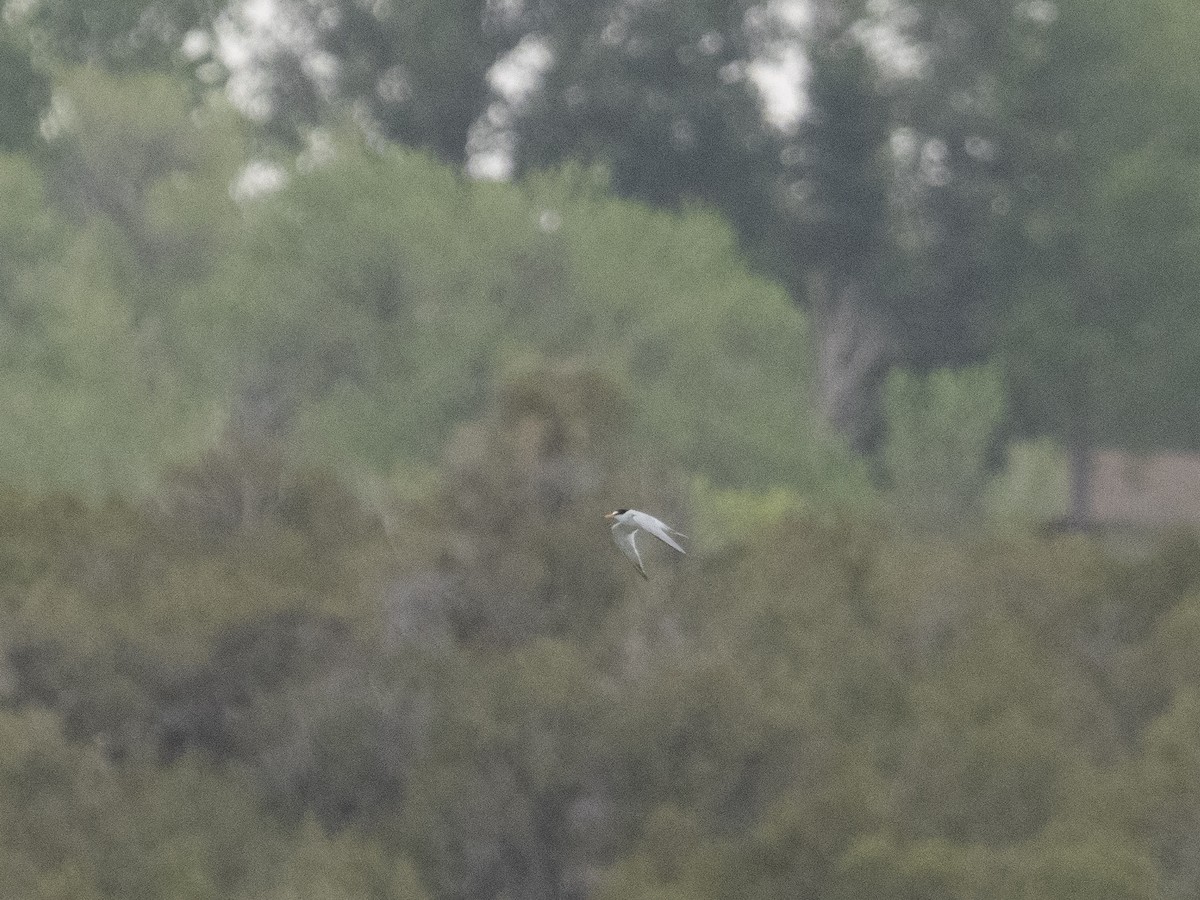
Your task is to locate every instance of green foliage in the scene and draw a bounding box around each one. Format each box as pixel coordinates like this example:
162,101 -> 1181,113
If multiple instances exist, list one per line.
511,0 -> 777,247
0,70 -> 252,496
0,25 -> 49,153
993,0 -> 1200,450
0,224 -> 209,496
515,167 -> 867,494
0,707 -> 428,899
0,153 -> 60,324
12,0 -> 218,72
2,464 -> 1200,897
4,22 -> 1200,900
0,75 -> 846,500
881,366 -> 1006,530
43,68 -> 247,286
3,66 -> 853,499
265,822 -> 432,900
687,478 -> 808,552
205,140 -> 859,496
984,438 -> 1069,528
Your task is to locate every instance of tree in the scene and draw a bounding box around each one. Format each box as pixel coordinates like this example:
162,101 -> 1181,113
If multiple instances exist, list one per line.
241,0 -> 508,162
511,1 -> 778,235
0,24 -> 50,153
41,68 -> 246,288
0,706 -> 432,899
987,0 -> 1200,524
880,366 -> 1006,530
783,25 -> 897,447
0,71 -> 249,495
200,139 -> 858,492
13,0 -> 220,71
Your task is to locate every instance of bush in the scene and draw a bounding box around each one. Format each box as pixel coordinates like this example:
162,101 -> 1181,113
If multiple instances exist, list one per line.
880,366 -> 1006,531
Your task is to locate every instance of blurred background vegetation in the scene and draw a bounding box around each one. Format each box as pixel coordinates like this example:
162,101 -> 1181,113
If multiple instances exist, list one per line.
1,0 -> 1199,896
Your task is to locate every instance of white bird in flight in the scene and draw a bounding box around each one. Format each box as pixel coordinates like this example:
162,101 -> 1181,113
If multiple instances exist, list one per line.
604,508 -> 687,579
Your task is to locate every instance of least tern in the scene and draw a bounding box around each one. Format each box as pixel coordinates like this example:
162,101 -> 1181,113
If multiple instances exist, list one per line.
604,508 -> 686,579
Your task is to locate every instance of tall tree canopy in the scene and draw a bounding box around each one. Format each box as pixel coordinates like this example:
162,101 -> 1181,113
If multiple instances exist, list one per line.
0,24 -> 50,153
14,0 -> 221,69
11,0 -> 1200,478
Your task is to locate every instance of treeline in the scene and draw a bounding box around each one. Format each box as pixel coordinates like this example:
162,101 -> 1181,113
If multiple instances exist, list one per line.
0,65 -> 863,498
2,2 -> 1200,898
7,0 -> 1200,472
2,373 -> 1199,898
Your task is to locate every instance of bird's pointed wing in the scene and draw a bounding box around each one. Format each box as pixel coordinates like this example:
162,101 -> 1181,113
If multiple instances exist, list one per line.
611,524 -> 649,579
630,511 -> 687,554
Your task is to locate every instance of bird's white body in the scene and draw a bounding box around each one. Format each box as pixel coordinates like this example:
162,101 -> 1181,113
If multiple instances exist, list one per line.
604,509 -> 686,579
